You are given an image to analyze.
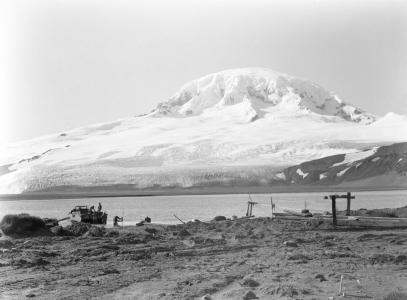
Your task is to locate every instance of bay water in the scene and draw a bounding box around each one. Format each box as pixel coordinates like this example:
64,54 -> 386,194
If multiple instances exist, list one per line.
0,190 -> 406,227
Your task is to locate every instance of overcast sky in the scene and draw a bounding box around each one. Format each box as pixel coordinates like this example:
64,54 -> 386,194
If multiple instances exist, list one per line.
0,0 -> 406,145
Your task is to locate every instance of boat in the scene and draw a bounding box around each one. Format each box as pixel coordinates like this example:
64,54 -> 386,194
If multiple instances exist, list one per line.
69,205 -> 108,225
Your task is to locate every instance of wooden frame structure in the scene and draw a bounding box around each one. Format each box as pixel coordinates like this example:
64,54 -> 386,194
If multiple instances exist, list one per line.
324,192 -> 355,226
246,201 -> 257,217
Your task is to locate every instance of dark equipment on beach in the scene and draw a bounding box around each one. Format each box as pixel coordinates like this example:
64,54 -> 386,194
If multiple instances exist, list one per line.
113,216 -> 123,227
324,192 -> 355,226
136,216 -> 152,226
69,205 -> 108,225
301,200 -> 313,217
301,209 -> 313,217
42,217 -> 70,228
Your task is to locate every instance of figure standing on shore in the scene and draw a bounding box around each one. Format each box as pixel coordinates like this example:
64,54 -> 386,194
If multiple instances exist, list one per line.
113,216 -> 123,227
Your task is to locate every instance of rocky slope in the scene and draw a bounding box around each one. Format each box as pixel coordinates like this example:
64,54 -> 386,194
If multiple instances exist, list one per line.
279,142 -> 407,187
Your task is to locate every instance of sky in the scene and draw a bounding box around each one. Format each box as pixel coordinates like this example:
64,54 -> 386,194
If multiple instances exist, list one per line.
0,0 -> 406,145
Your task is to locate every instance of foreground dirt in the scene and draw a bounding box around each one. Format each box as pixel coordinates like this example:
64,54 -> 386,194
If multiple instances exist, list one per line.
1,217 -> 407,299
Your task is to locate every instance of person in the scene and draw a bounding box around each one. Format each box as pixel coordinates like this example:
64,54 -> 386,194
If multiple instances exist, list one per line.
144,216 -> 151,223
97,202 -> 102,212
101,212 -> 107,225
90,205 -> 95,213
113,215 -> 123,227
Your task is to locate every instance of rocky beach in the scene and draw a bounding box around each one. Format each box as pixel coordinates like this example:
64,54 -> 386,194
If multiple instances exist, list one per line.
1,211 -> 407,299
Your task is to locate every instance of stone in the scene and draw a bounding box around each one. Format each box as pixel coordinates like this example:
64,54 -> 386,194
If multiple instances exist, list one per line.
145,227 -> 158,235
85,226 -> 106,237
315,274 -> 327,282
25,292 -> 36,298
240,275 -> 260,287
0,239 -> 14,249
243,290 -> 257,300
50,225 -> 64,236
283,240 -> 298,247
178,229 -> 191,238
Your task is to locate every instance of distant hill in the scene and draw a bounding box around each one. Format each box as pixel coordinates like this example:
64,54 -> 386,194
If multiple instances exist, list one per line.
278,142 -> 407,188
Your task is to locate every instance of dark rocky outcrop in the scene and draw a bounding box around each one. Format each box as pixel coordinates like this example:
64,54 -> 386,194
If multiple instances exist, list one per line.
0,214 -> 52,237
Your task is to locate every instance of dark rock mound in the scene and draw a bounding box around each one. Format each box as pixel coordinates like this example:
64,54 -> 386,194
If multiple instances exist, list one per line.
349,206 -> 407,218
0,214 -> 52,237
213,216 -> 227,222
12,257 -> 50,268
369,253 -> 407,265
315,274 -> 327,282
84,226 -> 106,237
288,253 -> 311,262
383,291 -> 407,300
64,222 -> 92,236
240,275 -> 260,287
0,239 -> 14,249
145,227 -> 158,235
283,240 -> 298,247
243,291 -> 258,300
50,225 -> 65,236
178,229 -> 191,238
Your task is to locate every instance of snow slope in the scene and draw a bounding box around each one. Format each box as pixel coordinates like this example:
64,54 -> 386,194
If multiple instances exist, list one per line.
1,68 -> 406,193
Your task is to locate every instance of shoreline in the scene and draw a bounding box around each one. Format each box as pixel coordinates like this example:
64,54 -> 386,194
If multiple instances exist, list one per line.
1,185 -> 407,201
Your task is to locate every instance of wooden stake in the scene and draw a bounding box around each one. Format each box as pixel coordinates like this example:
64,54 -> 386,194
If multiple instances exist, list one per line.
173,214 -> 185,224
331,196 -> 337,226
121,208 -> 124,229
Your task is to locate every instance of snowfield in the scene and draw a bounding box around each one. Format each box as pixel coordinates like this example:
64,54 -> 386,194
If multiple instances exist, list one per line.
1,68 -> 407,193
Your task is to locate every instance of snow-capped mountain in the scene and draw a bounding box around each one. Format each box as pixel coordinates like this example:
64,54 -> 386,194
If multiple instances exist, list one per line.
1,68 -> 406,194
152,68 -> 376,124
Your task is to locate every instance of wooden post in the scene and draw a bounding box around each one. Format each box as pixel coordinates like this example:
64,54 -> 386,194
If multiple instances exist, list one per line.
346,192 -> 351,216
270,196 -> 274,219
173,214 -> 186,224
339,275 -> 344,295
331,195 -> 337,226
345,192 -> 355,216
246,201 -> 257,217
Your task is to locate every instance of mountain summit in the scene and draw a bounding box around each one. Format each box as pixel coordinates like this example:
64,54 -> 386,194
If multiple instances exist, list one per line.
0,68 -> 406,193
152,68 -> 376,124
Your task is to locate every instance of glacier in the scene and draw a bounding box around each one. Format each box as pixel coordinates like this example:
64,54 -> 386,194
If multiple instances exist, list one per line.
1,68 -> 406,193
